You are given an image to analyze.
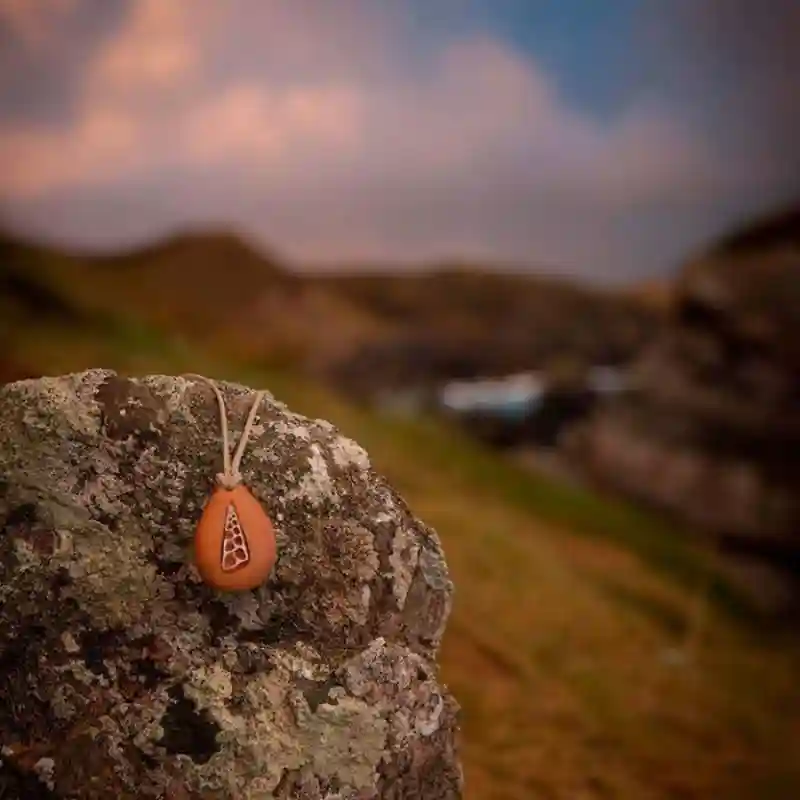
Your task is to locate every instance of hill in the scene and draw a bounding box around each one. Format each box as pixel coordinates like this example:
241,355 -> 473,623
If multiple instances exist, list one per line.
622,277 -> 676,314
0,229 -> 383,369
0,230 -> 663,398
2,228 -> 800,799
708,202 -> 800,257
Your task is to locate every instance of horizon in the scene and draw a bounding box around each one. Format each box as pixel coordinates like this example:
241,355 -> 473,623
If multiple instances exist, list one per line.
0,217 -> 713,291
1,0 -> 798,284
7,198 -> 795,291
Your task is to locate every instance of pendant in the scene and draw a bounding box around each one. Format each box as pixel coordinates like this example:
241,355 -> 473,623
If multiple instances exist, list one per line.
194,483 -> 277,592
186,374 -> 277,593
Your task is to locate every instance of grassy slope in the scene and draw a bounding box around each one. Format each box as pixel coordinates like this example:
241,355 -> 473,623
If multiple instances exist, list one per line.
4,256 -> 800,799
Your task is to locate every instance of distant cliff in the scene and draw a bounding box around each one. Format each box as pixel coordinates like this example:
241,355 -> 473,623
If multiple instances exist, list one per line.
566,203 -> 800,549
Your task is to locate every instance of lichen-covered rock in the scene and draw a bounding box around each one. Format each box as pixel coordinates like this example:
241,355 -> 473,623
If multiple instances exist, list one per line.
0,370 -> 461,799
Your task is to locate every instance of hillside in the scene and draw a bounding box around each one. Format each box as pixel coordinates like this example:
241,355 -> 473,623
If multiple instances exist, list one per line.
0,231 -> 663,397
708,202 -> 800,257
0,230 -> 387,369
622,277 -> 676,314
2,230 -> 800,799
310,268 -> 661,394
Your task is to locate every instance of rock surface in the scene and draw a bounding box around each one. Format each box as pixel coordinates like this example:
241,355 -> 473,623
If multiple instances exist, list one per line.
0,370 -> 461,799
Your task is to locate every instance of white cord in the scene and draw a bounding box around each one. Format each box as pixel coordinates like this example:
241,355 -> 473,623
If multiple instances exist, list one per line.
186,374 -> 266,489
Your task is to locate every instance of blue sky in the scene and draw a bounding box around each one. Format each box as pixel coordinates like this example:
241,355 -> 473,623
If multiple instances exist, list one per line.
0,0 -> 797,283
449,0 -> 642,116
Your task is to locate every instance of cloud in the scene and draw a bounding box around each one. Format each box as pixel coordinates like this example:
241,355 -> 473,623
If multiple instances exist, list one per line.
0,0 -> 792,280
182,83 -> 365,168
84,0 -> 233,101
88,0 -> 199,93
0,108 -> 142,197
0,0 -> 77,50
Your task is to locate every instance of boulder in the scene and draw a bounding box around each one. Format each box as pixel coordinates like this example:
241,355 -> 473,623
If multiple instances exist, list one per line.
0,370 -> 461,799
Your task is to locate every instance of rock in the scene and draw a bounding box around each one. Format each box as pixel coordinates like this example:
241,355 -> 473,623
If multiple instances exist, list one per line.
0,370 -> 461,799
565,205 -> 800,546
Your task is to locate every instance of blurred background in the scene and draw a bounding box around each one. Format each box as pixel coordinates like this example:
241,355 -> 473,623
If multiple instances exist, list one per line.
1,1 -> 799,797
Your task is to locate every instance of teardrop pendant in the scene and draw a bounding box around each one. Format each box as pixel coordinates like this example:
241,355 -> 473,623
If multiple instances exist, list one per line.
194,484 -> 277,592
185,374 -> 277,593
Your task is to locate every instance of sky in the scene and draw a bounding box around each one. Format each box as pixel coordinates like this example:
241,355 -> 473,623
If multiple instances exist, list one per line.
0,0 -> 798,284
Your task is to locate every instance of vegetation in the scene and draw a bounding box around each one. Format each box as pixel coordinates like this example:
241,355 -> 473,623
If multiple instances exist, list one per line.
3,237 -> 800,799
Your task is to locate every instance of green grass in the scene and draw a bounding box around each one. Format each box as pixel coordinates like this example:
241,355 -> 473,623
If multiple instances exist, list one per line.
5,299 -> 800,800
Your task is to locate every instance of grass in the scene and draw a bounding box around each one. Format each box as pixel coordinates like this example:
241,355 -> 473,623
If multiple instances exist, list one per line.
5,307 -> 800,799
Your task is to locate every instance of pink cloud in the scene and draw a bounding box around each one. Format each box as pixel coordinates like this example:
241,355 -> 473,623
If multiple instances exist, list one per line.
182,84 -> 364,167
0,108 -> 141,197
88,0 -> 204,94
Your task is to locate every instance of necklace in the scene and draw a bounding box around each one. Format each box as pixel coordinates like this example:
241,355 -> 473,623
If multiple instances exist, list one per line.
186,374 -> 277,592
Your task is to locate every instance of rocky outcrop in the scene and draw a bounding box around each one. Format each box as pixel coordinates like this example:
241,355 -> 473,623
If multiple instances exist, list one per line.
0,370 -> 461,799
566,206 -> 800,546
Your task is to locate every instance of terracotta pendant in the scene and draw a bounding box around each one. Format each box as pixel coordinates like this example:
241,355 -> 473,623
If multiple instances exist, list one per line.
194,484 -> 276,592
187,375 -> 277,592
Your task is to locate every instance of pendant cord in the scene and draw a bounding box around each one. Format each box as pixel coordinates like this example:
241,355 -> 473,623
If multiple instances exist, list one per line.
185,374 -> 266,490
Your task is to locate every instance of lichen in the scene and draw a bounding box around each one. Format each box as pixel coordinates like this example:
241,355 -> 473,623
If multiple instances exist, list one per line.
330,434 -> 371,471
61,520 -> 175,630
178,649 -> 389,796
287,444 -> 340,507
388,526 -> 421,610
33,757 -> 56,790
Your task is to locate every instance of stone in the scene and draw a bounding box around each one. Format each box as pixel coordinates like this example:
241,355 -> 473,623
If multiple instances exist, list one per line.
0,370 -> 462,799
